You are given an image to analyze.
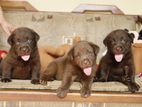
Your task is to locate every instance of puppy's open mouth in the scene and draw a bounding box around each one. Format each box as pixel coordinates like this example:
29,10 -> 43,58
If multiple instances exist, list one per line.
21,55 -> 30,61
83,67 -> 92,76
114,54 -> 124,62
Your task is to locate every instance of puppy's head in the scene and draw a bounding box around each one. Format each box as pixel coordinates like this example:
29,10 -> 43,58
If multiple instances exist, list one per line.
8,27 -> 40,61
68,41 -> 99,76
103,29 -> 134,62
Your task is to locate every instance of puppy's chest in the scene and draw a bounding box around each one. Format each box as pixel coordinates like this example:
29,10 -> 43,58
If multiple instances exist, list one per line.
12,62 -> 31,79
109,62 -> 127,75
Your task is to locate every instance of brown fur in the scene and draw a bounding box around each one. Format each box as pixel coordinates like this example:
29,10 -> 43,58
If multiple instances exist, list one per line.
95,29 -> 140,93
39,36 -> 81,73
0,27 -> 40,84
41,41 -> 99,98
39,45 -> 61,74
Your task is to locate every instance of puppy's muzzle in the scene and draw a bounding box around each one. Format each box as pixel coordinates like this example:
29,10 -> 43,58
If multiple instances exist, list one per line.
20,46 -> 30,53
18,45 -> 31,56
113,45 -> 123,54
82,59 -> 92,68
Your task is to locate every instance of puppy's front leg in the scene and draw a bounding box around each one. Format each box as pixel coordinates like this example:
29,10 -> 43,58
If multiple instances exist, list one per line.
1,63 -> 12,82
31,63 -> 40,84
40,62 -> 57,85
57,71 -> 73,98
80,77 -> 93,98
122,66 -> 140,93
97,66 -> 110,82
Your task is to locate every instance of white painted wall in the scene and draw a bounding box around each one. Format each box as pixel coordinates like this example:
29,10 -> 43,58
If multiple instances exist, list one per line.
25,0 -> 142,15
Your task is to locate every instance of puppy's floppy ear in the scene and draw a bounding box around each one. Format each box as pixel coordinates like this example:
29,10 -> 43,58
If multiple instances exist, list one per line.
32,30 -> 40,41
67,47 -> 74,61
124,29 -> 134,43
103,35 -> 109,46
128,33 -> 134,43
89,42 -> 100,55
124,29 -> 129,32
7,33 -> 14,46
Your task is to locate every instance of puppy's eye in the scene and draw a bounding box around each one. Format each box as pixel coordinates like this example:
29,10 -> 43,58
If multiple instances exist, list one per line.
111,40 -> 115,45
87,50 -> 93,55
121,39 -> 126,43
15,39 -> 20,45
74,53 -> 80,58
27,40 -> 32,43
16,42 -> 20,45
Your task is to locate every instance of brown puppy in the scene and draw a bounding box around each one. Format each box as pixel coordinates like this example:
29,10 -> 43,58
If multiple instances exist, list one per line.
41,41 -> 99,98
39,36 -> 81,74
95,29 -> 140,92
0,27 -> 40,84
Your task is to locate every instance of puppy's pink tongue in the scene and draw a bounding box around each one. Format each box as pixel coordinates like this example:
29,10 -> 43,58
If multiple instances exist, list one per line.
21,55 -> 30,61
114,54 -> 123,62
83,67 -> 92,76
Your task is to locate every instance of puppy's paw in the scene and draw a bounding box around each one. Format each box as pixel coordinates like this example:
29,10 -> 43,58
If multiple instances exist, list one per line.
80,88 -> 91,98
40,80 -> 48,85
129,83 -> 140,93
99,76 -> 108,82
31,79 -> 40,84
122,76 -> 131,82
1,78 -> 12,83
41,75 -> 48,81
41,75 -> 54,81
93,77 -> 99,82
56,87 -> 68,98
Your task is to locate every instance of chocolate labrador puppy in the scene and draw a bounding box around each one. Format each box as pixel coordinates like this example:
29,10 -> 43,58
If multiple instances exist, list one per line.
95,29 -> 140,92
0,27 -> 40,84
41,41 -> 99,98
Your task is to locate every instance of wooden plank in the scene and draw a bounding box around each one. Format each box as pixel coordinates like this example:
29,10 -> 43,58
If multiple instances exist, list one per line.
0,78 -> 141,103
0,78 -> 141,92
0,0 -> 37,11
72,4 -> 124,15
0,90 -> 141,103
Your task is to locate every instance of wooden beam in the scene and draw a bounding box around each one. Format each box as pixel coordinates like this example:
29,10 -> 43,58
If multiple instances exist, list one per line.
0,0 -> 37,11
72,4 -> 124,15
0,90 -> 142,103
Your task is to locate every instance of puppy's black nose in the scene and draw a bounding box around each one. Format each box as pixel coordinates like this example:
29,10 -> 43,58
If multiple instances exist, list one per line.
20,46 -> 29,53
116,46 -> 122,52
83,59 -> 90,66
